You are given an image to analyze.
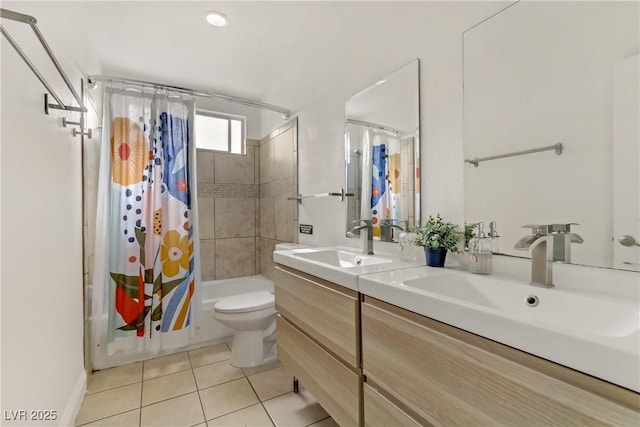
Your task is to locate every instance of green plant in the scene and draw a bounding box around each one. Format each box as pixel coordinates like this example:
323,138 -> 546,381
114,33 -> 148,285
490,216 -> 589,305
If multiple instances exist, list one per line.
412,215 -> 463,253
464,222 -> 477,250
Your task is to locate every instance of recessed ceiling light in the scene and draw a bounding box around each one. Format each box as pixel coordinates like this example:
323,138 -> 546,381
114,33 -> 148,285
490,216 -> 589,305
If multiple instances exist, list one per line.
205,12 -> 228,27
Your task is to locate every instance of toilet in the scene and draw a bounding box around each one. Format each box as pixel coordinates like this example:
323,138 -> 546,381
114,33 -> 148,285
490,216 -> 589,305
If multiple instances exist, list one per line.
213,291 -> 277,368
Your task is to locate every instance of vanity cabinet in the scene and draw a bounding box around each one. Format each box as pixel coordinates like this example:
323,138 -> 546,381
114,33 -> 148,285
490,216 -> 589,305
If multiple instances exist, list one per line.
361,296 -> 640,426
274,265 -> 361,427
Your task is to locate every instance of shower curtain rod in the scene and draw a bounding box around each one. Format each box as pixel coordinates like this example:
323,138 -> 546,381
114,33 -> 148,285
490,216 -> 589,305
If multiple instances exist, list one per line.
87,74 -> 290,119
346,118 -> 400,136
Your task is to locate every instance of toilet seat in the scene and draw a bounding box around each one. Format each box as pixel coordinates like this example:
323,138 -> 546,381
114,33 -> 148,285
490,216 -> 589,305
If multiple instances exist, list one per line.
214,291 -> 274,314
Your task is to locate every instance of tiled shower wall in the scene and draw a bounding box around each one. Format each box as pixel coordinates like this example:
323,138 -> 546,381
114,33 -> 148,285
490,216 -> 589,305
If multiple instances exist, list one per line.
197,117 -> 298,281
258,118 -> 299,279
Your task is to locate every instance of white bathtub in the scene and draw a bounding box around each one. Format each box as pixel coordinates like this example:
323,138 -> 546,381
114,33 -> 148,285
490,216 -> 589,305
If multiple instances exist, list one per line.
196,275 -> 275,343
90,275 -> 274,370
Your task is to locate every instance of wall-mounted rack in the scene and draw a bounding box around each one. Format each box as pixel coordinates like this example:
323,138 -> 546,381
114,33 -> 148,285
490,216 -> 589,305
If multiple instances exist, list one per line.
288,188 -> 353,204
1,8 -> 86,114
1,8 -> 91,138
465,143 -> 563,167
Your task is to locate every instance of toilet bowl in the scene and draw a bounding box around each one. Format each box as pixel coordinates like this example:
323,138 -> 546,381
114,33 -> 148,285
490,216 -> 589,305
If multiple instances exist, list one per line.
213,291 -> 276,368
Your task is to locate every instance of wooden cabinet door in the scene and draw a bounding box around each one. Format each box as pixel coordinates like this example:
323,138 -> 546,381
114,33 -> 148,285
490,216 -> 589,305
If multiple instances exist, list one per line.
277,315 -> 360,427
274,265 -> 359,367
362,297 -> 640,427
363,383 -> 423,427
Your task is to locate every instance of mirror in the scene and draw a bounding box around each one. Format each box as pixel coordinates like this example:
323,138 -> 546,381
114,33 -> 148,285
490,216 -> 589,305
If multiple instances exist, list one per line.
345,60 -> 420,242
464,1 -> 639,271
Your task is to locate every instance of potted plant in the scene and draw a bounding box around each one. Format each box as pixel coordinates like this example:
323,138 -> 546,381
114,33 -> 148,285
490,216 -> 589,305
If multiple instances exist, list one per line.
412,215 -> 463,267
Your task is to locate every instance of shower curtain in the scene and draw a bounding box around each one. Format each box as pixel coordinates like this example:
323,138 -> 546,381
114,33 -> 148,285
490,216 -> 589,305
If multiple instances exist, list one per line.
92,86 -> 200,364
369,130 -> 402,237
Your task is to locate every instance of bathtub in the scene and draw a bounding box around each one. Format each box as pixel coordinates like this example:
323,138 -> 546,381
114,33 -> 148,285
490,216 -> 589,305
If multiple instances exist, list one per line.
196,275 -> 275,343
90,275 -> 274,370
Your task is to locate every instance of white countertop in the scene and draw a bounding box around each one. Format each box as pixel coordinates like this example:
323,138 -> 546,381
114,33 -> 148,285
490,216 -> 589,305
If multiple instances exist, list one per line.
273,246 -> 422,291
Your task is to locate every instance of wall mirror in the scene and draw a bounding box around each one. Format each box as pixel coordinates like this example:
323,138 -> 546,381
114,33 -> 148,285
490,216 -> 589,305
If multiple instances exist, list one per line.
345,59 -> 420,242
463,1 -> 639,271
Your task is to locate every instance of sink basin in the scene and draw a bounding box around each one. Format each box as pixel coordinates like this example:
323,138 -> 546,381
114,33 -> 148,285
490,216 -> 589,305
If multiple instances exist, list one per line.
296,250 -> 392,268
401,273 -> 639,338
273,246 -> 421,291
359,266 -> 640,392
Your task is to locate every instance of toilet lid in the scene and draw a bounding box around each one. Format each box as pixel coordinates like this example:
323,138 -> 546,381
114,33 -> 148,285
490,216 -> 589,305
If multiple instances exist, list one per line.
214,291 -> 275,313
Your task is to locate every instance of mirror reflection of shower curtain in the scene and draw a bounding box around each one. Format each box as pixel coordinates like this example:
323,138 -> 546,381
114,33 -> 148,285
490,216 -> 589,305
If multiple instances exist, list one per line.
367,129 -> 403,238
92,86 -> 201,369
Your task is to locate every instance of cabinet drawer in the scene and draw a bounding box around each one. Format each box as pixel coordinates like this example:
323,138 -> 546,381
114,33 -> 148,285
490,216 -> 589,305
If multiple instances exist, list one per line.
362,298 -> 640,427
363,383 -> 423,427
274,265 -> 359,367
277,315 -> 360,427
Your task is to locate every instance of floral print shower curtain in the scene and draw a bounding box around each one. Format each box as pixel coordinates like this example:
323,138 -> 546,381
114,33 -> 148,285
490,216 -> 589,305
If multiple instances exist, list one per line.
370,131 -> 402,237
96,88 -> 198,356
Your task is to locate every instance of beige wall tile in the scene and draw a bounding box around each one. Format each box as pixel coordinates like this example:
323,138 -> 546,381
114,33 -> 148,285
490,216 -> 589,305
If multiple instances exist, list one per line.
196,150 -> 215,182
274,195 -> 294,242
214,198 -> 256,238
200,239 -> 216,281
274,128 -> 294,180
259,197 -> 275,239
254,144 -> 260,184
215,238 -> 256,279
260,139 -> 274,184
214,148 -> 254,184
259,238 -> 277,279
198,197 -> 215,239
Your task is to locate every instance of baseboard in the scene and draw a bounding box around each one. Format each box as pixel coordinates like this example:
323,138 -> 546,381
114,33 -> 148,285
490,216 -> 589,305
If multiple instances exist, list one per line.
59,370 -> 87,427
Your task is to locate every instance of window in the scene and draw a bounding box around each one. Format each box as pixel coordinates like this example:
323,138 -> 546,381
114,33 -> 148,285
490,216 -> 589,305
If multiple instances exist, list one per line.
195,110 -> 245,154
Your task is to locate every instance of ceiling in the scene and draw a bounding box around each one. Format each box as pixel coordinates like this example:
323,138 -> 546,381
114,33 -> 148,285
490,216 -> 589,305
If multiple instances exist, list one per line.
2,1 -> 507,113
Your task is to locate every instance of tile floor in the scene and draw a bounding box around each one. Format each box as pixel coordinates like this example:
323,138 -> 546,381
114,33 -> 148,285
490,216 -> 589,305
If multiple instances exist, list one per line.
76,343 -> 337,427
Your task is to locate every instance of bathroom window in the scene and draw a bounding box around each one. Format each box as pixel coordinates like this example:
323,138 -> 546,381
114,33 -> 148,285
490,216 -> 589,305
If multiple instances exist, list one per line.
195,110 -> 245,154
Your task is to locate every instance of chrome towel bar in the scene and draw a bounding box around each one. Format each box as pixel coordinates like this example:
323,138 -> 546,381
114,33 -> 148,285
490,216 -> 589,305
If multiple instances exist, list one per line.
465,143 -> 563,167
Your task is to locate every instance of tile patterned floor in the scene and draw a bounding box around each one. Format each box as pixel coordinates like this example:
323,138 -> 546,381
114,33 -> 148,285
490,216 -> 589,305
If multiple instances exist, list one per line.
76,343 -> 338,427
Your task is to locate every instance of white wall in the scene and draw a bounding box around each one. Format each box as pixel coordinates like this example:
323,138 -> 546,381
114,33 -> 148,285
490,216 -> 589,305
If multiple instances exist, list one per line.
259,2 -> 507,250
1,24 -> 85,426
464,1 -> 639,268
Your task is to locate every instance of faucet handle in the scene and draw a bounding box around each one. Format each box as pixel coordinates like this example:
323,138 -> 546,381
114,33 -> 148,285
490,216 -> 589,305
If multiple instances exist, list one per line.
551,223 -> 579,233
521,224 -> 550,235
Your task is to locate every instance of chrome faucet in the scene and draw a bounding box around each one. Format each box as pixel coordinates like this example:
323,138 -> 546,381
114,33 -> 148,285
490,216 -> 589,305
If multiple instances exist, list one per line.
515,224 -> 584,288
351,219 -> 374,255
380,219 -> 405,242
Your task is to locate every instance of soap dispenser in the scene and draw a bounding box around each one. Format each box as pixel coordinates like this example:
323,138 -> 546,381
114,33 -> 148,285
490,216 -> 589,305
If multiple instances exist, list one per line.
487,221 -> 503,253
468,222 -> 493,275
